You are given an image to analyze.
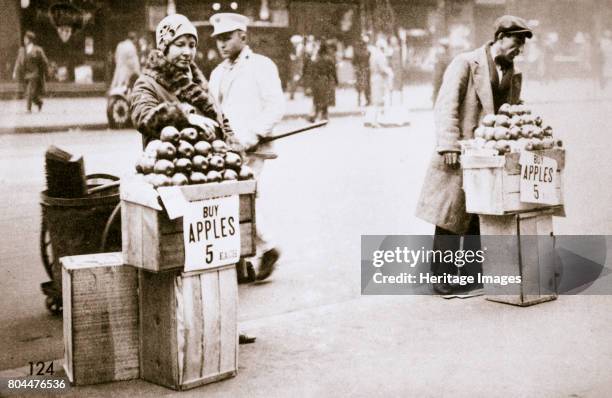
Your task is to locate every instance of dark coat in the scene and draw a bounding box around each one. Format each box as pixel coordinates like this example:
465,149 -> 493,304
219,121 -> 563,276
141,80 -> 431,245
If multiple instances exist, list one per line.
129,50 -> 232,147
13,45 -> 48,92
415,44 -> 522,234
310,53 -> 338,108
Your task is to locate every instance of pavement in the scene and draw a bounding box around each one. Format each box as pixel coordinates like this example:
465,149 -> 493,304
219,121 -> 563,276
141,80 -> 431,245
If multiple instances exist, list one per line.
1,83 -> 612,397
2,78 -> 610,134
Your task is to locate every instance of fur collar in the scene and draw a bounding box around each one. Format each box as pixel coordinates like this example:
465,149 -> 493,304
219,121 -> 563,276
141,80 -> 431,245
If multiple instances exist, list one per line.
142,49 -> 218,119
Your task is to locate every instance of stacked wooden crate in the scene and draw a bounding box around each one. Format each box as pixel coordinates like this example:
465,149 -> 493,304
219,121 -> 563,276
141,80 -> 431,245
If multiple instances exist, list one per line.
62,179 -> 256,390
461,149 -> 565,306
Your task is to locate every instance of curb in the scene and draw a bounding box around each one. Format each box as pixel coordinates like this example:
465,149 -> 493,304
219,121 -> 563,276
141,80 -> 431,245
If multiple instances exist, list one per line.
0,106 -> 439,134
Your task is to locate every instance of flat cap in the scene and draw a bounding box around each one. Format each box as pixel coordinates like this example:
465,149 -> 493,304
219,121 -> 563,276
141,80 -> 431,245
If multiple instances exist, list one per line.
494,15 -> 533,39
209,13 -> 249,37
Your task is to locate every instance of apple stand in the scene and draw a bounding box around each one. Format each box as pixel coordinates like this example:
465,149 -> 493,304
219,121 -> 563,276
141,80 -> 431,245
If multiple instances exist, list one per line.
461,149 -> 565,307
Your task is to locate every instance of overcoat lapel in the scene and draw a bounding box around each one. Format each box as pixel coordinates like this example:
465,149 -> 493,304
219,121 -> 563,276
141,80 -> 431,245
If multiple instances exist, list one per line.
470,46 -> 495,115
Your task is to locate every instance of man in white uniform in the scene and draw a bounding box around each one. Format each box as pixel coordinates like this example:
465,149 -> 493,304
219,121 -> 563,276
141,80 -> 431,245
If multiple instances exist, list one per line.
209,13 -> 285,281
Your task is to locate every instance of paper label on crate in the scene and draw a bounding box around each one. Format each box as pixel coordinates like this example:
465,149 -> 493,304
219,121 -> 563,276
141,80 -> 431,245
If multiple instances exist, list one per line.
519,151 -> 558,204
157,186 -> 189,219
183,195 -> 240,272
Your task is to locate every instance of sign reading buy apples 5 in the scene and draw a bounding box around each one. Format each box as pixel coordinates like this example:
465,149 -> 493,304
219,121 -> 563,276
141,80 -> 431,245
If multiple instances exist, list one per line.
519,151 -> 558,205
183,195 -> 241,272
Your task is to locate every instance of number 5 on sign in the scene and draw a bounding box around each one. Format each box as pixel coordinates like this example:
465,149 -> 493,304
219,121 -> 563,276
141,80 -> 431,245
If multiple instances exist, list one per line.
519,152 -> 558,205
183,196 -> 241,272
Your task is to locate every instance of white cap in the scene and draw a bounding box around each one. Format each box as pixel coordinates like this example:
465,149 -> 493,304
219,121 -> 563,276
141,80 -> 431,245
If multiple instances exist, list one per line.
156,14 -> 198,52
209,13 -> 249,37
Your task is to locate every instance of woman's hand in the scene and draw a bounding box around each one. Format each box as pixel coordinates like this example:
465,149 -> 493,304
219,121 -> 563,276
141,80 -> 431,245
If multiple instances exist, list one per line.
187,114 -> 218,137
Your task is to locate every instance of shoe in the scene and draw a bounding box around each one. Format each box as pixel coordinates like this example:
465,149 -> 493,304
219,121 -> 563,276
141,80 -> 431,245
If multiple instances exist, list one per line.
256,248 -> 280,281
239,333 -> 256,344
237,260 -> 256,284
432,282 -> 455,295
37,101 -> 43,112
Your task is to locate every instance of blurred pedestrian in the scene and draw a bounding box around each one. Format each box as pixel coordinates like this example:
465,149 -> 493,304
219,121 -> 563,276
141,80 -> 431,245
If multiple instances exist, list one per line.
353,34 -> 371,107
416,15 -> 532,295
209,12 -> 285,282
13,31 -> 48,113
432,38 -> 451,103
592,35 -> 606,91
388,35 -> 403,105
111,31 -> 140,89
308,41 -> 338,122
364,36 -> 393,127
288,35 -> 305,100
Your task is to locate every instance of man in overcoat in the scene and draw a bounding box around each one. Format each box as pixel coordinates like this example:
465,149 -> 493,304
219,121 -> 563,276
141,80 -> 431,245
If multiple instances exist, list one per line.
415,16 -> 533,295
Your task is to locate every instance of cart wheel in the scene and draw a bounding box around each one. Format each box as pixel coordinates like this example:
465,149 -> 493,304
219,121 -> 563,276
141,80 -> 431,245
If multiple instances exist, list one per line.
107,95 -> 131,129
40,217 -> 54,279
100,203 -> 121,252
45,296 -> 62,316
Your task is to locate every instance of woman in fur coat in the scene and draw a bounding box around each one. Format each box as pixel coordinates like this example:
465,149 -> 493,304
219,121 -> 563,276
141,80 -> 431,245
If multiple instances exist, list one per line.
130,14 -> 235,148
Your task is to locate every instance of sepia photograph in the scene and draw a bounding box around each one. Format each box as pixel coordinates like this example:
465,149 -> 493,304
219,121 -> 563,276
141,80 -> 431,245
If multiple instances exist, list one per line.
0,0 -> 611,397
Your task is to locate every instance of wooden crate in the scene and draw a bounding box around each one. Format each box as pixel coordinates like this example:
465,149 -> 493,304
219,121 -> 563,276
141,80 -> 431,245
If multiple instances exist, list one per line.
462,148 -> 565,215
121,179 -> 256,272
61,252 -> 139,385
139,265 -> 238,390
480,208 -> 558,306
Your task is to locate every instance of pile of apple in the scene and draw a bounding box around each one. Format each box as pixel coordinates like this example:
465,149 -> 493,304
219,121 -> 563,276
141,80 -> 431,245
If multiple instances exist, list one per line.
135,125 -> 253,187
471,103 -> 562,155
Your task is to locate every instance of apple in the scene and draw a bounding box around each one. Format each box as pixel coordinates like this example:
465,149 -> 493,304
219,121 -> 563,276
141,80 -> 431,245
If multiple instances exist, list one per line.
534,115 -> 543,126
495,140 -> 510,154
223,169 -> 238,181
543,125 -> 553,136
190,171 -> 207,184
532,126 -> 544,139
160,126 -> 180,144
530,138 -> 543,150
474,126 -> 486,139
174,158 -> 193,174
192,155 -> 209,172
542,137 -> 554,149
510,115 -> 522,127
177,140 -> 195,158
473,137 -> 486,149
209,155 -> 225,170
482,114 -> 496,127
194,141 -> 212,156
498,103 -> 512,116
493,127 -> 510,140
483,127 -> 495,141
140,155 -> 156,174
154,159 -> 175,176
508,126 -> 521,140
144,139 -> 163,157
238,165 -> 254,180
180,127 -> 199,143
156,142 -> 177,160
206,170 -> 223,183
555,139 -> 563,147
224,152 -> 242,170
494,115 -> 510,127
520,125 -> 532,138
211,140 -> 228,155
171,173 -> 189,186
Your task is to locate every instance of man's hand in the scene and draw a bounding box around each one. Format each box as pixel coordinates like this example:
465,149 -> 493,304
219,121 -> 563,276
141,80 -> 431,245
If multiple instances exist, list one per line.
442,152 -> 460,169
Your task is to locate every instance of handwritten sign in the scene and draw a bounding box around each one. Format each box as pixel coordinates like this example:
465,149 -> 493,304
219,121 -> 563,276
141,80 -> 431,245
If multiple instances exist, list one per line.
183,195 -> 240,272
519,151 -> 558,205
